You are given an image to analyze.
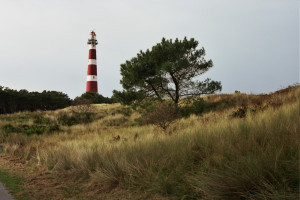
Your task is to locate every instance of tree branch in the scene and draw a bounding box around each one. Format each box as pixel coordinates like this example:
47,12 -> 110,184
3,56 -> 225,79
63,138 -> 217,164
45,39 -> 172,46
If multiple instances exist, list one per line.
146,80 -> 162,101
160,80 -> 175,102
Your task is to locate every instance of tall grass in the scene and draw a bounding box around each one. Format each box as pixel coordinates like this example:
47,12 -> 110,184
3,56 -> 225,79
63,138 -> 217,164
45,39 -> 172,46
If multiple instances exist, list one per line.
0,85 -> 299,199
34,100 -> 300,199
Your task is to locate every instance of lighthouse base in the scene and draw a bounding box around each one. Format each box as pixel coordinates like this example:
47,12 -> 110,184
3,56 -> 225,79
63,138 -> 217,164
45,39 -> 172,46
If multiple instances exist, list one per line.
86,81 -> 98,92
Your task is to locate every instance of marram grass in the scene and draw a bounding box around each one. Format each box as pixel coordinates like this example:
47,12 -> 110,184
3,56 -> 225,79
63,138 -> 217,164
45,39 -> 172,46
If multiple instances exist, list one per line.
0,86 -> 299,199
34,101 -> 300,199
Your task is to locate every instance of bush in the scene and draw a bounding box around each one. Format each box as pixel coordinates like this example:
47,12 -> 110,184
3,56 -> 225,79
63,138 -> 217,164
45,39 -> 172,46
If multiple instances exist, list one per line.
57,112 -> 96,126
142,102 -> 180,131
1,124 -> 60,135
132,99 -> 157,113
57,112 -> 78,126
180,98 -> 206,117
78,113 -> 96,123
116,107 -> 132,117
1,124 -> 21,133
22,125 -> 46,135
71,99 -> 93,113
231,106 -> 247,118
33,115 -> 51,124
74,92 -> 115,104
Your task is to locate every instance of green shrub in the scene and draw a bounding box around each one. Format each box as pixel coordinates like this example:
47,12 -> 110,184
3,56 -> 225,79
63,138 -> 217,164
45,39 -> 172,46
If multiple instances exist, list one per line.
1,124 -> 21,133
22,125 -> 46,135
0,114 -> 30,123
116,107 -> 132,117
33,115 -> 51,124
57,112 -> 78,126
77,112 -> 96,123
131,99 -> 157,113
1,123 -> 60,135
57,112 -> 95,126
180,98 -> 206,117
134,117 -> 142,126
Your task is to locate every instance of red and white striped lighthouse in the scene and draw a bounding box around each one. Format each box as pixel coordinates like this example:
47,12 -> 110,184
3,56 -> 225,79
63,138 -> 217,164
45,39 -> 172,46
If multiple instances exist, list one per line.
86,31 -> 98,92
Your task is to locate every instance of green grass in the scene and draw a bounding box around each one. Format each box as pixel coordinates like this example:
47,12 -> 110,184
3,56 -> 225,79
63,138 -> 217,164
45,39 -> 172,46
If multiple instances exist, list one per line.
0,168 -> 30,200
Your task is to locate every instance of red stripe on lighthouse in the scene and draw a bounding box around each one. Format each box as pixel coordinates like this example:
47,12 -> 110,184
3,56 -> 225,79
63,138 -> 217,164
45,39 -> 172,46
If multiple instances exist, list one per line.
86,81 -> 98,92
88,49 -> 97,59
87,65 -> 97,75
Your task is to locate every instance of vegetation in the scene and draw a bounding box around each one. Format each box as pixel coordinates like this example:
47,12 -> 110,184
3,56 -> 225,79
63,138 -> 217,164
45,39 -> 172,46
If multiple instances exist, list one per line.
141,102 -> 181,131
0,85 -> 299,199
74,91 -> 116,104
114,37 -> 222,105
0,168 -> 30,200
0,86 -> 71,114
0,86 -> 118,116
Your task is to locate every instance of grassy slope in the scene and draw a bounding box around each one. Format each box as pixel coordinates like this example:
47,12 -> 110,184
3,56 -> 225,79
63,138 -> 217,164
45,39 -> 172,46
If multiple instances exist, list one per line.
0,85 -> 299,199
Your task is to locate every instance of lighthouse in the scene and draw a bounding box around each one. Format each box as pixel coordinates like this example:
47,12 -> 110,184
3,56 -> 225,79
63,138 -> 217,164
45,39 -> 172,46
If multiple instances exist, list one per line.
86,31 -> 98,92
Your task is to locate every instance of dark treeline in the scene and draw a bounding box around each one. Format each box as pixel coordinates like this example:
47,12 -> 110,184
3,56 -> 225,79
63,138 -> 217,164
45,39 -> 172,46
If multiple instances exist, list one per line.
74,91 -> 117,104
0,86 -> 118,115
0,86 -> 72,114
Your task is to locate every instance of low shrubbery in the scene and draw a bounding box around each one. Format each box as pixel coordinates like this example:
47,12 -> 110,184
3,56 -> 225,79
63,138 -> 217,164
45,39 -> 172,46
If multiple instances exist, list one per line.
115,107 -> 133,117
56,112 -> 96,126
74,91 -> 116,104
1,124 -> 60,135
180,98 -> 207,117
142,102 -> 180,131
0,104 -> 98,135
230,94 -> 286,119
231,106 -> 247,118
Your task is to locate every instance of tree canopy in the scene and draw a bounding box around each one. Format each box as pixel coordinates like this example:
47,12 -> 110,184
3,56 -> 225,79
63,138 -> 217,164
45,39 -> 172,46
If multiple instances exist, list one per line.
0,86 -> 71,114
115,37 -> 222,105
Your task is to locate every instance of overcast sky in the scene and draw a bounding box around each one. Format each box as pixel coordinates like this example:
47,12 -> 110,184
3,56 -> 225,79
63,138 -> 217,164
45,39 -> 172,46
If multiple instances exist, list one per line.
0,0 -> 299,99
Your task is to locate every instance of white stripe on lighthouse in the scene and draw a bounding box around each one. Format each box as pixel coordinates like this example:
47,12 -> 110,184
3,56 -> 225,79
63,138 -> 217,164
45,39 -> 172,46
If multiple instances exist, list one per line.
89,45 -> 96,49
87,75 -> 97,81
88,59 -> 97,65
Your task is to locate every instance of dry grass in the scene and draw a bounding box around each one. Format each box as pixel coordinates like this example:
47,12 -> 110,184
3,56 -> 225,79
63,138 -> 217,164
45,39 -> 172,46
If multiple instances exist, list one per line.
0,85 -> 299,199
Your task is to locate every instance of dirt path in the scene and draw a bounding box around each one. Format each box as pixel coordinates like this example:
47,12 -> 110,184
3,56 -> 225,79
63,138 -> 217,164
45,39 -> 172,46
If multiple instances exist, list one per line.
0,154 -> 65,200
0,154 -> 170,200
0,182 -> 15,200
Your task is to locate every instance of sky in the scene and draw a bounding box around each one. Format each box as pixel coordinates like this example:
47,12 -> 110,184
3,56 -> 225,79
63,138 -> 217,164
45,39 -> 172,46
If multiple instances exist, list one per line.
0,0 -> 299,99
